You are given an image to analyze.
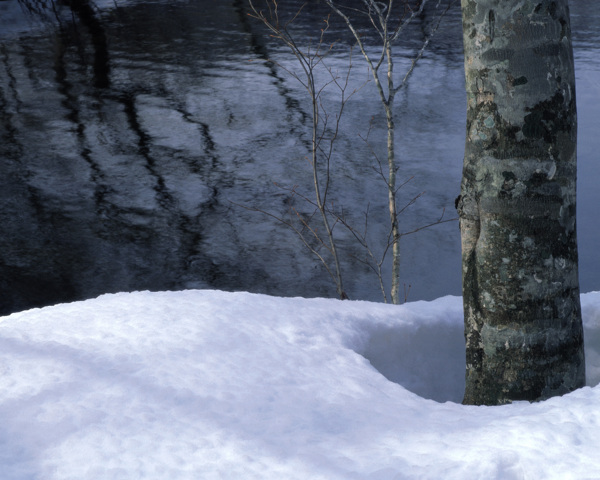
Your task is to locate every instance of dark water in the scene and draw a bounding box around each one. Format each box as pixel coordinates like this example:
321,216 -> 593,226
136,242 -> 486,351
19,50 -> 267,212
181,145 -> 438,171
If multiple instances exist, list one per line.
0,0 -> 598,314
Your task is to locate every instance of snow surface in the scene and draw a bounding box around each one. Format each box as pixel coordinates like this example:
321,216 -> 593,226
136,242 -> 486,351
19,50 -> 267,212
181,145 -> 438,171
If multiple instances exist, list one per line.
1,289 -> 600,480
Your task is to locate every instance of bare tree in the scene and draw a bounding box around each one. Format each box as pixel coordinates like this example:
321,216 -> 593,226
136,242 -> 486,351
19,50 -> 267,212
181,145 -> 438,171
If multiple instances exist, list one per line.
248,0 -> 361,299
247,0 -> 454,303
324,0 -> 452,303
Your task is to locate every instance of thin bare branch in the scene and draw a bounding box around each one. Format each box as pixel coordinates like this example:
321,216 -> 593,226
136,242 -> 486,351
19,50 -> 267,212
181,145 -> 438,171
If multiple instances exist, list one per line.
246,0 -> 456,303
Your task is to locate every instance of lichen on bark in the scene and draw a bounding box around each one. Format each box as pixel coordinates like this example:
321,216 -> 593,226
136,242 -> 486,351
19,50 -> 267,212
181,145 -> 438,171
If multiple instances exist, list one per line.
459,0 -> 585,405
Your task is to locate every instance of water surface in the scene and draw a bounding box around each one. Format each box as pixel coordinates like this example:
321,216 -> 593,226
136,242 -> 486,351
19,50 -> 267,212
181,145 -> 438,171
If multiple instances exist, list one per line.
0,0 -> 598,313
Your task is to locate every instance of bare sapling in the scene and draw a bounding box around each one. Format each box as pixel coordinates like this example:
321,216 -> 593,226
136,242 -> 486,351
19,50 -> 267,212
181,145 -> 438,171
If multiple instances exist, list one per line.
246,0 -> 455,303
248,0 -> 364,300
324,0 -> 454,303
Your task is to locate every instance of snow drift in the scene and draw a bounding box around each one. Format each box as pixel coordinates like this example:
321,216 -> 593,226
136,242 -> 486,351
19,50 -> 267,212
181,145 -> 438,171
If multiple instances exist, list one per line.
1,290 -> 599,479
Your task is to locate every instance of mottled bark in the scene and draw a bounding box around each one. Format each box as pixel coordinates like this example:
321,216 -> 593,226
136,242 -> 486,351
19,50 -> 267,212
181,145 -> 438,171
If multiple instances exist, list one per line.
458,0 -> 585,405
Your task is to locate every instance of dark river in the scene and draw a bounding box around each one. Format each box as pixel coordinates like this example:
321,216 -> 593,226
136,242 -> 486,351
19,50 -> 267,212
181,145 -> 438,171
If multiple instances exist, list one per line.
0,0 -> 598,314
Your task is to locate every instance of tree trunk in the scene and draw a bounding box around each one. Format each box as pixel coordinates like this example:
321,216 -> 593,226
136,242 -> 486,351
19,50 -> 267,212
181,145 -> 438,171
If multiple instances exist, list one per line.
458,0 -> 585,405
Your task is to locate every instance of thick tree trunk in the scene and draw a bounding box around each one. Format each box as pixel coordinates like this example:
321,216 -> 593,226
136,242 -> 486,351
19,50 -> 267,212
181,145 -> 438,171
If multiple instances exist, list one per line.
458,0 -> 585,405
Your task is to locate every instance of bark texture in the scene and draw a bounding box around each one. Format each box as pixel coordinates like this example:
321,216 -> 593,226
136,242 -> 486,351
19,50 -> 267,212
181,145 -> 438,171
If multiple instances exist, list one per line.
458,0 -> 585,405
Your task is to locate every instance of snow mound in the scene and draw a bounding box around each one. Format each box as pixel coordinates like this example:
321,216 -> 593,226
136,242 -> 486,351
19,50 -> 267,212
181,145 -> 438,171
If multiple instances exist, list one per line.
1,290 -> 599,479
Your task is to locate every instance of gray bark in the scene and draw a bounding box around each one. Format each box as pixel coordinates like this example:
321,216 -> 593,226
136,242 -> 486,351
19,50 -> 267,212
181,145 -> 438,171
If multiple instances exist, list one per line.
458,0 -> 585,405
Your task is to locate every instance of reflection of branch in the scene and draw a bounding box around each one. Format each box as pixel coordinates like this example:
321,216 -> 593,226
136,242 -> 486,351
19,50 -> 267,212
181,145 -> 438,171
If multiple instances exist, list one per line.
395,0 -> 457,94
66,0 -> 111,88
22,0 -> 112,88
17,0 -> 62,22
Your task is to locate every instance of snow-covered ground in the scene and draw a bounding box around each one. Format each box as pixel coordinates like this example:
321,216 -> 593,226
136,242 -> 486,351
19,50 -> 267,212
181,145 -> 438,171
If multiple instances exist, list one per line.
1,289 -> 600,479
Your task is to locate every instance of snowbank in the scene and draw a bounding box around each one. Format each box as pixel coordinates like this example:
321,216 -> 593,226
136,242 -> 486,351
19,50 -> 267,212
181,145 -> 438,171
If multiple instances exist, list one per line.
1,290 -> 599,479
